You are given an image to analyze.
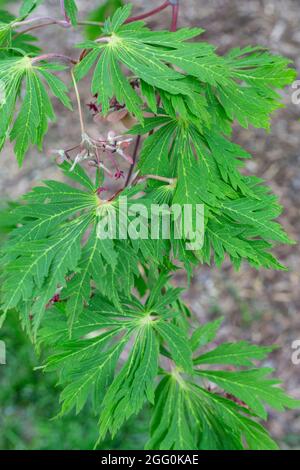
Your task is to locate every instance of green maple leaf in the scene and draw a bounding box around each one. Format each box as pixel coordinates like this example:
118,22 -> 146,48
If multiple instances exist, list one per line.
0,55 -> 72,165
64,0 -> 78,26
19,0 -> 44,15
74,5 -> 224,121
196,368 -> 300,420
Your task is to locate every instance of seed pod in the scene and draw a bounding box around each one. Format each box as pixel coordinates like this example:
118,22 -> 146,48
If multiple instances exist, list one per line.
106,108 -> 129,123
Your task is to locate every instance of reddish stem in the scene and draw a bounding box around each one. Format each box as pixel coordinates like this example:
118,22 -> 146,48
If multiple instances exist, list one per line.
170,3 -> 179,32
31,53 -> 76,65
13,16 -> 70,27
125,1 -> 171,24
13,21 -> 62,39
125,135 -> 141,187
14,19 -> 103,40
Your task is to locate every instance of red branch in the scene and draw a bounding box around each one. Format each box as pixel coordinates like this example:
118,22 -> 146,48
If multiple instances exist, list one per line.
31,53 -> 77,65
170,3 -> 179,32
125,1 -> 171,24
125,135 -> 141,186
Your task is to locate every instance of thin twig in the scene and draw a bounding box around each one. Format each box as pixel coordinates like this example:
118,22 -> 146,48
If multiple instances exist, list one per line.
71,69 -> 85,136
141,174 -> 177,185
125,1 -> 171,24
13,16 -> 69,28
77,20 -> 104,26
125,135 -> 141,187
170,2 -> 180,32
13,22 -> 62,39
13,18 -> 103,39
31,53 -> 76,65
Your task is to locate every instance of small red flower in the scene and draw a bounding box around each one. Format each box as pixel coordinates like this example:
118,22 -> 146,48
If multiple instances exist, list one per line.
96,186 -> 108,195
87,101 -> 99,115
114,169 -> 124,180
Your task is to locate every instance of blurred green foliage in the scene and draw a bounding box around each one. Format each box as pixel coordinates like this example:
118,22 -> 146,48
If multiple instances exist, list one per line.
0,313 -> 149,450
0,202 -> 148,450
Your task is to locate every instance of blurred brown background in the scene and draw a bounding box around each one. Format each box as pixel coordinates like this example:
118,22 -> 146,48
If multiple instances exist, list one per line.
1,0 -> 300,448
